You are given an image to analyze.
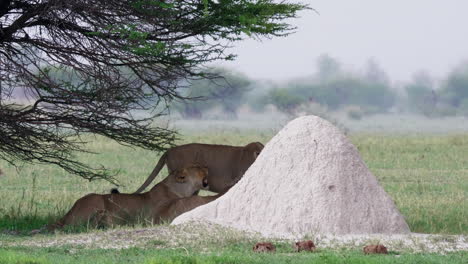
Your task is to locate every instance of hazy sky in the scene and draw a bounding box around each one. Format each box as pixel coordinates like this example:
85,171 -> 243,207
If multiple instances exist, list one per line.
221,0 -> 468,83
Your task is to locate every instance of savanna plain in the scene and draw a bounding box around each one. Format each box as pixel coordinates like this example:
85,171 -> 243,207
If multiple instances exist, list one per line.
0,116 -> 467,264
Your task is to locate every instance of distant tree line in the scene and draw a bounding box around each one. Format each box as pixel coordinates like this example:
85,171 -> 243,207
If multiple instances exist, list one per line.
172,68 -> 251,119
405,64 -> 468,118
35,55 -> 466,122
175,55 -> 468,120
21,55 -> 466,123
258,55 -> 395,116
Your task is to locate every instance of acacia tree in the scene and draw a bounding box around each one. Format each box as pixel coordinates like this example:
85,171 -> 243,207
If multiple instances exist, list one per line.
0,0 -> 307,180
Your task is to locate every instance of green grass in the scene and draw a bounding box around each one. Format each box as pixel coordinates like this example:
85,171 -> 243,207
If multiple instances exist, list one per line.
0,131 -> 467,235
0,246 -> 466,264
353,134 -> 468,234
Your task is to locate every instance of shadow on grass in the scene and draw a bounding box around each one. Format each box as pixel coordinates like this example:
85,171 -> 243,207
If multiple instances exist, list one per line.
0,215 -> 52,235
0,214 -> 171,236
0,214 -> 104,235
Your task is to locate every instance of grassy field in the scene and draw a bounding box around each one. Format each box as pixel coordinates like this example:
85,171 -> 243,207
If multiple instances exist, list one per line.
0,130 -> 467,234
0,128 -> 467,263
1,245 -> 467,264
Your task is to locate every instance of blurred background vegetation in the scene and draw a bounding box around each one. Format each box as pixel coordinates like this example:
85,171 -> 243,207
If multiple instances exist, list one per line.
149,54 -> 468,122
26,53 -> 468,123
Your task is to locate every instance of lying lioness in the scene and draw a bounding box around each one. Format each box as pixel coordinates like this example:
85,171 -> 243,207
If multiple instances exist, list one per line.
158,191 -> 224,223
49,165 -> 209,230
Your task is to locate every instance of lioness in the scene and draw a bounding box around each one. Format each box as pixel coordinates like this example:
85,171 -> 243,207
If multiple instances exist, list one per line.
135,142 -> 264,193
157,190 -> 225,223
49,165 -> 209,230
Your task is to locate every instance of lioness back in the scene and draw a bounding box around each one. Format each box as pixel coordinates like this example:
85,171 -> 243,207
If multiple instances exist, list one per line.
166,144 -> 240,166
166,144 -> 244,192
57,193 -> 106,227
103,193 -> 153,225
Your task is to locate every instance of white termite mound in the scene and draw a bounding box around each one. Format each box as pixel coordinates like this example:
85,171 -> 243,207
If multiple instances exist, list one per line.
173,115 -> 410,238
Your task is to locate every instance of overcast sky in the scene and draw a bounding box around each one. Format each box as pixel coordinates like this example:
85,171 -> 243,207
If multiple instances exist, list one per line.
220,0 -> 468,83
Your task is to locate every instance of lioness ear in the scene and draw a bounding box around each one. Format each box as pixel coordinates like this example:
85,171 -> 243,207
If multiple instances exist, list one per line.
253,151 -> 260,159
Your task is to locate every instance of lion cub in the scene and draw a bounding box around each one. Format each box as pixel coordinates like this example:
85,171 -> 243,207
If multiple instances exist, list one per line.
49,165 -> 209,230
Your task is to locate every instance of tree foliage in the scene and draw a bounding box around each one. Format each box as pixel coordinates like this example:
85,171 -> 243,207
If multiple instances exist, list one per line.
316,54 -> 341,80
267,86 -> 302,114
174,67 -> 251,119
0,0 -> 307,180
264,56 -> 396,115
439,63 -> 468,108
405,72 -> 435,116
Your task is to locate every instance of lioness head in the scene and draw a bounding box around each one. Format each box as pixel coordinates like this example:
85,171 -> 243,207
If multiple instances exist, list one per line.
167,165 -> 209,197
245,142 -> 264,159
243,142 -> 264,162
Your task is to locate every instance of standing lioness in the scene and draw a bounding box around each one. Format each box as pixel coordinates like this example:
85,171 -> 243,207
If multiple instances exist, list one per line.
49,165 -> 209,230
135,142 -> 264,193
